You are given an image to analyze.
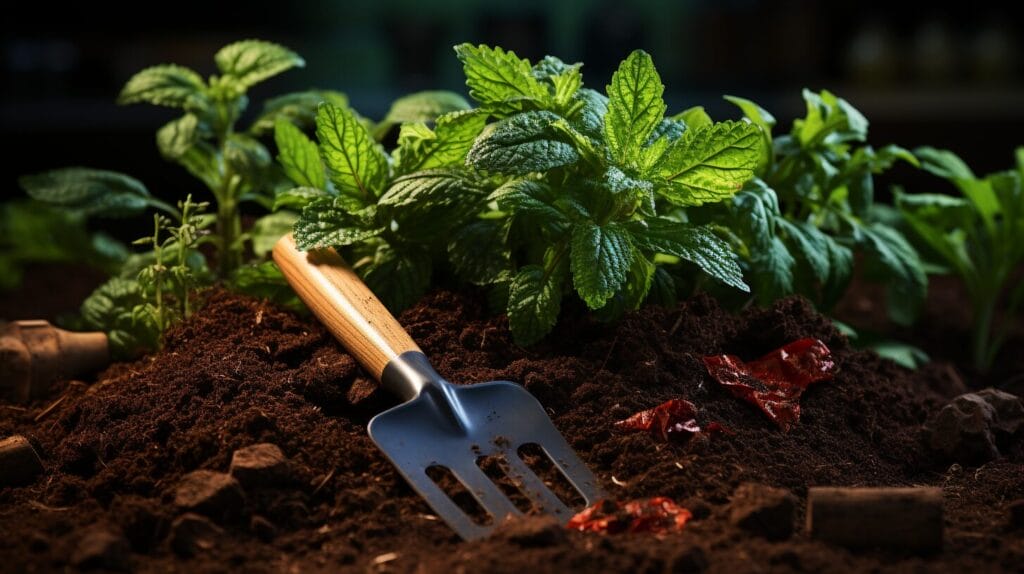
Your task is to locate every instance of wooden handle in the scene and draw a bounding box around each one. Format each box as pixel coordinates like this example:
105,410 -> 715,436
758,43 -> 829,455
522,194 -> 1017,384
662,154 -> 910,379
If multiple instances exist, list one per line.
272,233 -> 421,380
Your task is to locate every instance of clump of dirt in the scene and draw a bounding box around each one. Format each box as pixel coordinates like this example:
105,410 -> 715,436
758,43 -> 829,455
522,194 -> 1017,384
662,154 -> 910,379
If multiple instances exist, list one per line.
1,288 -> 1021,572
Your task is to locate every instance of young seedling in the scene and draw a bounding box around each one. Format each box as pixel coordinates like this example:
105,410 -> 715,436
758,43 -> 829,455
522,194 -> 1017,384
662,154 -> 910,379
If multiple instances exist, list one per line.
898,147 -> 1024,371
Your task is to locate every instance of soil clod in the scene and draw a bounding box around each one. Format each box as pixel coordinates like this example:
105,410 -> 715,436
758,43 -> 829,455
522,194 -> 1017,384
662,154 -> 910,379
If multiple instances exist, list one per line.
70,526 -> 130,571
924,388 -> 1024,464
173,470 -> 245,520
169,513 -> 224,558
230,443 -> 290,487
727,482 -> 797,540
0,434 -> 44,486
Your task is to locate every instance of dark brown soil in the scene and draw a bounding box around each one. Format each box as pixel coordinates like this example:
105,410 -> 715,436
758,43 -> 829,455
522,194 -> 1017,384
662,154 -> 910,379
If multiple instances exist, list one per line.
1,288 -> 1022,573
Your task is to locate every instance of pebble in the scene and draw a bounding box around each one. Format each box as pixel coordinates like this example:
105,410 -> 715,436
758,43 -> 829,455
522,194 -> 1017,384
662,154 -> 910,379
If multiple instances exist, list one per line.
924,388 -> 1024,464
0,435 -> 45,487
173,470 -> 244,519
230,443 -> 289,487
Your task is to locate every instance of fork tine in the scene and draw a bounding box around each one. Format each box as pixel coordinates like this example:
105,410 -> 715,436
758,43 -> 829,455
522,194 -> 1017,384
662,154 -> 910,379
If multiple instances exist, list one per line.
450,463 -> 523,523
501,453 -> 572,517
398,466 -> 490,540
532,439 -> 602,506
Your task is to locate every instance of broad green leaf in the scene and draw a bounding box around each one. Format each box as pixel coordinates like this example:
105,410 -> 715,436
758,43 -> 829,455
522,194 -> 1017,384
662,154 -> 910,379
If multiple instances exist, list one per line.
395,110 -> 487,174
655,121 -> 762,206
914,147 -> 975,181
777,219 -> 830,284
249,211 -> 297,257
466,111 -> 579,175
751,236 -> 796,304
156,114 -> 201,160
316,103 -> 389,204
20,168 -> 169,218
215,40 -> 304,88
117,65 -> 207,109
857,222 -> 927,325
672,106 -> 712,129
623,219 -> 748,291
448,220 -> 511,285
508,263 -> 565,345
603,50 -> 666,167
569,88 -> 609,140
359,243 -> 432,312
731,181 -> 780,251
80,277 -> 158,360
379,90 -> 471,126
570,221 -> 633,309
274,118 -> 325,189
531,55 -> 581,80
176,142 -> 220,191
293,199 -> 382,249
620,251 -> 656,311
646,119 -> 687,145
378,169 -> 490,240
454,44 -> 547,116
250,90 -> 348,135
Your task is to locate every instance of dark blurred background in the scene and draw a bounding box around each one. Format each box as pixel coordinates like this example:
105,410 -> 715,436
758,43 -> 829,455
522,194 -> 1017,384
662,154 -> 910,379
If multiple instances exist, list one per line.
2,0 -> 1023,205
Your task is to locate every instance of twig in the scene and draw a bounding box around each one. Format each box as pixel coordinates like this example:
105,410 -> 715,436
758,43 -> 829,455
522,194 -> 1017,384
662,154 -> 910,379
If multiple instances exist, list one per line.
668,313 -> 684,336
34,394 -> 68,422
311,468 -> 336,496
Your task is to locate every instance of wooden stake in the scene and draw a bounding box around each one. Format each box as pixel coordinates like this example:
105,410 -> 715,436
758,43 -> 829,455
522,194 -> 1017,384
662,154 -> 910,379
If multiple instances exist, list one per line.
807,487 -> 943,553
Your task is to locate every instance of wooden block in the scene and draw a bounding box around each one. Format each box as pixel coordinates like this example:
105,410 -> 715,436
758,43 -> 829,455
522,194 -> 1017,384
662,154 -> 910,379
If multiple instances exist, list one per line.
0,435 -> 45,486
807,487 -> 943,554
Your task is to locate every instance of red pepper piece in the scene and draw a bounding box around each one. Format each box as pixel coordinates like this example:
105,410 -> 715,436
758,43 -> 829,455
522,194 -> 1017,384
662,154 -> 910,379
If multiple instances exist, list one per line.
613,399 -> 700,442
567,497 -> 692,535
702,337 -> 835,431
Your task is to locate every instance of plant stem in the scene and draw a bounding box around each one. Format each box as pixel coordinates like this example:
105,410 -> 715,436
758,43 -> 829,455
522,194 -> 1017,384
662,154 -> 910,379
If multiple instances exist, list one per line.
972,294 -> 996,373
216,193 -> 241,277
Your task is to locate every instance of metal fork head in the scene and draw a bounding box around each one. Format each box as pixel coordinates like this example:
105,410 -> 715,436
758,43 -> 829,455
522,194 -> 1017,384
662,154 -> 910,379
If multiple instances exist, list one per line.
368,378 -> 602,540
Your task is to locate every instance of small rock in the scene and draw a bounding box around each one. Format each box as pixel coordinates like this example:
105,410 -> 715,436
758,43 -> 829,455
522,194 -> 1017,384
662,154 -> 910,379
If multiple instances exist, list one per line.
70,526 -> 130,571
924,388 -> 1024,464
173,470 -> 244,519
250,515 -> 277,542
728,482 -> 796,540
0,435 -> 45,487
230,443 -> 289,487
1007,499 -> 1024,530
169,513 -> 223,558
496,515 -> 567,548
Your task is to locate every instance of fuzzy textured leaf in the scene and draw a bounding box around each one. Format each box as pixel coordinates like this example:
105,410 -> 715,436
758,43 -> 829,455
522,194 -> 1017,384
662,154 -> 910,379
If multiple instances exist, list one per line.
293,199 -> 382,249
117,65 -> 206,109
466,111 -> 579,174
156,114 -> 201,159
380,91 -> 471,126
570,222 -> 634,309
360,243 -> 432,312
395,110 -> 487,174
624,219 -> 748,291
20,168 -> 161,218
455,44 -> 547,116
508,263 -> 564,345
275,118 -> 325,189
604,50 -> 666,166
316,103 -> 389,204
215,40 -> 304,88
655,121 -> 762,206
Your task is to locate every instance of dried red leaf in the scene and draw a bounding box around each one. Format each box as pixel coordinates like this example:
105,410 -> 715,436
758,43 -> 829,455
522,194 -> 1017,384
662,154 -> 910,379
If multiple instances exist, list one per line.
613,399 -> 700,442
702,337 -> 835,431
567,497 -> 692,535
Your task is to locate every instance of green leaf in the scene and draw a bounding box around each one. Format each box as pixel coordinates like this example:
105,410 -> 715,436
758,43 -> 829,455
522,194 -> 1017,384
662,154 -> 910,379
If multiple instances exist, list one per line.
80,277 -> 158,360
489,179 -> 575,235
316,102 -> 389,205
359,243 -> 432,312
646,266 -> 678,307
570,222 -> 633,309
623,219 -> 749,291
454,44 -> 547,116
293,199 -> 382,250
857,222 -> 927,325
117,64 -> 207,109
914,146 -> 975,181
569,88 -> 608,140
448,220 -> 511,285
620,251 -> 656,311
603,50 -> 666,167
508,263 -> 565,345
176,142 -> 221,191
793,89 -> 868,147
214,40 -> 304,88
250,211 -> 297,257
224,133 -> 271,181
156,114 -> 201,159
466,111 -> 579,175
395,110 -> 487,174
379,90 -> 471,127
250,90 -> 348,135
777,219 -> 831,284
378,169 -> 490,240
655,121 -> 762,206
723,95 -> 776,132
20,168 -> 168,218
671,106 -> 712,129
751,236 -> 796,303
275,118 -> 326,189
273,186 -> 330,212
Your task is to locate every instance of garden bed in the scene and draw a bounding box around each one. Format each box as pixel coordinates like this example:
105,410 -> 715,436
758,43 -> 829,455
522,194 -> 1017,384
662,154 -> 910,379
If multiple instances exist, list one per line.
1,287 -> 1021,573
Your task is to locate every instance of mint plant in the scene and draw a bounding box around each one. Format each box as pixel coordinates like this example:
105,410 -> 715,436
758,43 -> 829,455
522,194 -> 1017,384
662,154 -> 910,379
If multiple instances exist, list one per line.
117,39 -> 306,275
287,45 -> 763,345
898,147 -> 1024,371
700,90 -> 925,325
